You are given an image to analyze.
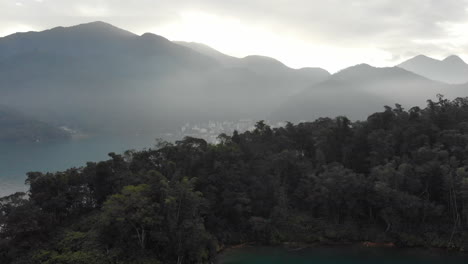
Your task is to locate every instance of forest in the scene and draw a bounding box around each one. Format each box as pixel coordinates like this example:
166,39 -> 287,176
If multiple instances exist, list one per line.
2,95 -> 468,263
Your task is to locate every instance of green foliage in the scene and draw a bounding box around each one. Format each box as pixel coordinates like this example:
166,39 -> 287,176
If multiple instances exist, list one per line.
33,249 -> 102,264
3,96 -> 468,263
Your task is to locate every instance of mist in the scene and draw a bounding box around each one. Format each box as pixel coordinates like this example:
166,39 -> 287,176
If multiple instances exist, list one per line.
3,2 -> 468,262
1,21 -> 468,142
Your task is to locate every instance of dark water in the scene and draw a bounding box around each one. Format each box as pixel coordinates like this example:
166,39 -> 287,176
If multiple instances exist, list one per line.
218,246 -> 468,264
0,135 -> 157,197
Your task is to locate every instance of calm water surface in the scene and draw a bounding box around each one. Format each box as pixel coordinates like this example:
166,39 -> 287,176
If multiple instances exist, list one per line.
0,135 -> 157,197
218,246 -> 468,264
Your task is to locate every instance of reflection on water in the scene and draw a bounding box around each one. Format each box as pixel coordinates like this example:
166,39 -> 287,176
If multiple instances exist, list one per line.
0,135 -> 157,197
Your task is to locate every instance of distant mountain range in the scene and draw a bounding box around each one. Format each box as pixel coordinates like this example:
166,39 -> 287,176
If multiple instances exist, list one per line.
176,41 -> 330,82
0,22 -> 330,136
274,64 -> 467,122
397,55 -> 468,84
0,21 -> 467,140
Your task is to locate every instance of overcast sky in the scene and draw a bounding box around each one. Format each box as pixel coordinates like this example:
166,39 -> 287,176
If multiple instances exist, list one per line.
1,0 -> 468,72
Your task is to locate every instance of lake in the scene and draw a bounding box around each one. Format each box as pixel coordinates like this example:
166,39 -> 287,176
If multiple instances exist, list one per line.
0,135 -> 158,197
217,246 -> 468,264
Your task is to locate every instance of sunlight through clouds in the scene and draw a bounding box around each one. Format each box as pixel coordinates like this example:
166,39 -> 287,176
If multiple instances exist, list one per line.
149,10 -> 394,72
0,24 -> 35,36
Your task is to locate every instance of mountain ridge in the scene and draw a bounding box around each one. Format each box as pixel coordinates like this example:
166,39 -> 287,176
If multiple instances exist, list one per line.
176,41 -> 330,74
397,54 -> 468,84
0,21 -> 330,134
1,21 -> 467,137
272,63 -> 465,122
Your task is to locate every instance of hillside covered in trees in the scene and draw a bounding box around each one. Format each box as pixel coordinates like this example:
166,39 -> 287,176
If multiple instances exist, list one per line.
3,96 -> 468,263
0,106 -> 70,143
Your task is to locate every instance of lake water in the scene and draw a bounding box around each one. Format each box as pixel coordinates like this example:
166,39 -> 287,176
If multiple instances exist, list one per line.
218,246 -> 468,264
0,135 -> 158,197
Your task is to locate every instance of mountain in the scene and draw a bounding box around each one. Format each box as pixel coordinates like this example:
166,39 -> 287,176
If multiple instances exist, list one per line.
0,22 -> 216,67
174,42 -> 331,118
174,41 -> 239,66
397,55 -> 468,84
0,22 -> 222,133
0,22 -> 330,135
0,105 -> 70,143
176,41 -> 330,88
6,22 -> 465,135
273,64 -> 467,122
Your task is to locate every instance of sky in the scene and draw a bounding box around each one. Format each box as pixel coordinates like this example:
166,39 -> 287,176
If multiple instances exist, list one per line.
1,0 -> 468,72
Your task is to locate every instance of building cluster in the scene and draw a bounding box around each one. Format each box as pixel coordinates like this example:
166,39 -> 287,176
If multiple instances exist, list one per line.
161,119 -> 286,143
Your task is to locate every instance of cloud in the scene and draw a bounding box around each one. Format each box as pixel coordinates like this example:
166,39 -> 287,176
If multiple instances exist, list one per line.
76,4 -> 110,17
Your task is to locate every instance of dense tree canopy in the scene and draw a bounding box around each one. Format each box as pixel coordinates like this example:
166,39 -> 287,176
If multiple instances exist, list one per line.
2,96 -> 468,263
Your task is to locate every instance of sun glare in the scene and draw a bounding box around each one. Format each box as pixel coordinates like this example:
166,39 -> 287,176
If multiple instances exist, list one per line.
0,24 -> 35,37
147,10 -> 395,72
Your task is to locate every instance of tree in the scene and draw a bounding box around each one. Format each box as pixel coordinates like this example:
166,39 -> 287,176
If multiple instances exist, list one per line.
101,184 -> 160,250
